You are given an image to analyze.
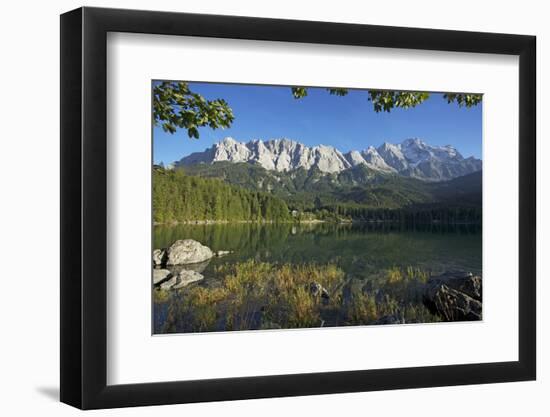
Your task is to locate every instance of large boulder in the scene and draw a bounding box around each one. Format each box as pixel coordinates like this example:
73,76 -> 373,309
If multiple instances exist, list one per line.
166,239 -> 214,265
153,269 -> 172,285
423,271 -> 482,321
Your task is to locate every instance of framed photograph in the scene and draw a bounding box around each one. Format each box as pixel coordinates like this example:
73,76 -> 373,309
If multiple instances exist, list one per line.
60,7 -> 536,409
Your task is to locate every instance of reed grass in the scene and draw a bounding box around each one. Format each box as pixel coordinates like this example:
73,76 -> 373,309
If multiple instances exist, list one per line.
155,261 -> 438,332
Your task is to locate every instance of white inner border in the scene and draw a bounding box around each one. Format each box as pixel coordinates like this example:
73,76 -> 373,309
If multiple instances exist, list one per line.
107,32 -> 519,385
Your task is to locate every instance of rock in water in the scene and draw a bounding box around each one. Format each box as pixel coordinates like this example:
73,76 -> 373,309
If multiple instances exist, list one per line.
153,249 -> 167,267
170,260 -> 210,274
159,275 -> 177,290
216,250 -> 231,257
166,239 -> 214,265
423,271 -> 482,321
172,270 -> 204,289
153,269 -> 172,285
428,271 -> 482,300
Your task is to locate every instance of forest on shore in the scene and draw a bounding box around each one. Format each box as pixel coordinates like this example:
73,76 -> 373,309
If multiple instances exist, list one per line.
153,168 -> 291,223
153,166 -> 482,225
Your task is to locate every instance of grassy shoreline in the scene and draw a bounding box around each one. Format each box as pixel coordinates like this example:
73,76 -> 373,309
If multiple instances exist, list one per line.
154,261 -> 441,333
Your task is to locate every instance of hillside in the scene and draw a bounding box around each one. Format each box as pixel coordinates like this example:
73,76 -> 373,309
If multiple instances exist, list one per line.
153,168 -> 291,223
182,162 -> 482,211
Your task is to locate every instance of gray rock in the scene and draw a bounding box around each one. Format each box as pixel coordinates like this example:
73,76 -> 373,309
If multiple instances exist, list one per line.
216,250 -> 232,257
159,275 -> 177,290
435,271 -> 482,301
177,137 -> 351,174
172,270 -> 204,289
166,239 -> 214,265
176,137 -> 481,181
423,271 -> 482,321
153,269 -> 172,285
345,148 -> 396,173
153,249 -> 167,267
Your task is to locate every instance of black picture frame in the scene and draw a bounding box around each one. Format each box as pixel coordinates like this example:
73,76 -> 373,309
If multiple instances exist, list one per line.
60,6 -> 536,410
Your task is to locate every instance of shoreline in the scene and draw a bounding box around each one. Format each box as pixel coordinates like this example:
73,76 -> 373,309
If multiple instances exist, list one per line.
153,219 -> 482,226
153,219 -> 327,226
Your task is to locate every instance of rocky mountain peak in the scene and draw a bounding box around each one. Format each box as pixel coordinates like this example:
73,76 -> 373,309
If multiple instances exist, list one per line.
176,136 -> 481,181
221,136 -> 237,144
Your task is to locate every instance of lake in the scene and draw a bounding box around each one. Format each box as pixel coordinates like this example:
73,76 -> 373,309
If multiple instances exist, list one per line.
153,222 -> 482,333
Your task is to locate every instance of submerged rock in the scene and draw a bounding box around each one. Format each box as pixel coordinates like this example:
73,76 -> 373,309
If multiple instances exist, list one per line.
216,250 -> 232,257
172,270 -> 204,289
155,269 -> 204,290
153,269 -> 172,285
165,239 -> 214,265
170,259 -> 211,274
153,240 -> 213,290
159,275 -> 178,290
423,271 -> 482,321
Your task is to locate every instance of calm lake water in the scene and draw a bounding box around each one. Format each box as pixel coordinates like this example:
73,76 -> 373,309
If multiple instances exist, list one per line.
154,222 -> 481,277
153,222 -> 481,333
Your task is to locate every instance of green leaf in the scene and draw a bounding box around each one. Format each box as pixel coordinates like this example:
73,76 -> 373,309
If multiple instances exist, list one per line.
291,87 -> 308,99
188,127 -> 199,139
152,81 -> 235,139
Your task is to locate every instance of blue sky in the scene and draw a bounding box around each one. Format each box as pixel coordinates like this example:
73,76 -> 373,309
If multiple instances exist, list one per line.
153,81 -> 482,165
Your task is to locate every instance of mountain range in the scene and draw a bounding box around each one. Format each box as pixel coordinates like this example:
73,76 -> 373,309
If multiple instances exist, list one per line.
176,137 -> 482,182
